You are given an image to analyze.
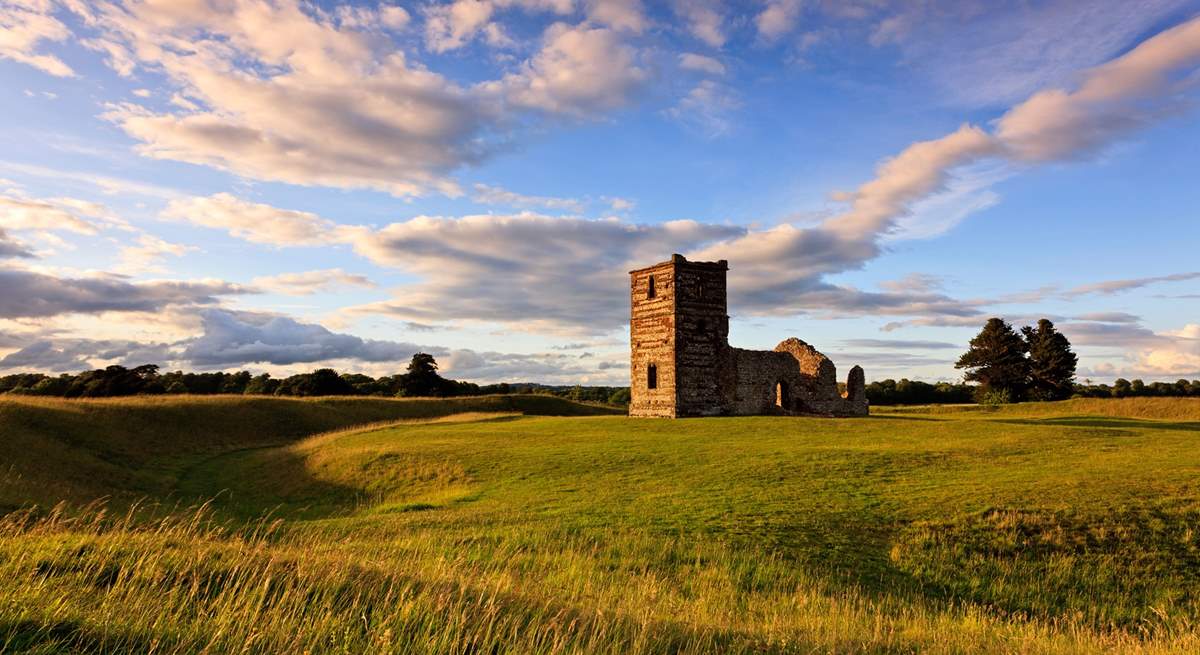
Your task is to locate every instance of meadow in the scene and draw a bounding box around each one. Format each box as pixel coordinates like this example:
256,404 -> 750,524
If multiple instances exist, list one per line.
1,395 -> 1199,653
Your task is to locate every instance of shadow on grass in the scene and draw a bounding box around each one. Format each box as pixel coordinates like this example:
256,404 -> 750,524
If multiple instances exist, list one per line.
996,416 -> 1200,432
1,618 -> 170,654
864,414 -> 943,422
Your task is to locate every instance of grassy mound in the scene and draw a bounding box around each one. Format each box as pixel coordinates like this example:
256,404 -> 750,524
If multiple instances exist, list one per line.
0,394 -> 619,510
1,397 -> 1199,652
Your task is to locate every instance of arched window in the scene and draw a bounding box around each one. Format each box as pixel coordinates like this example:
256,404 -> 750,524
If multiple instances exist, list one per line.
776,381 -> 789,408
647,364 -> 658,390
647,275 -> 656,298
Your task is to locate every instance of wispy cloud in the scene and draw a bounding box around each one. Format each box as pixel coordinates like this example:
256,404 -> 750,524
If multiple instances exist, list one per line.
253,269 -> 377,296
472,184 -> 584,213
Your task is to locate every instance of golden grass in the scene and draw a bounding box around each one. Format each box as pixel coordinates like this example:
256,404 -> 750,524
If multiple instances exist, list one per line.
2,503 -> 1196,654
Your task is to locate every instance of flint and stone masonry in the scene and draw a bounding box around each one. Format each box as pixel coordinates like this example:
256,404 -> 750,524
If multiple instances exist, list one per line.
629,254 -> 868,418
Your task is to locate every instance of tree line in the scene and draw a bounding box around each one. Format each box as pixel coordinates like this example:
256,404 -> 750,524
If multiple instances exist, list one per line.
0,353 -> 633,406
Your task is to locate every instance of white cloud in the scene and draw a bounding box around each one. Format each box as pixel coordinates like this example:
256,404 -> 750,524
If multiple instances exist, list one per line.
585,0 -> 646,34
606,196 -> 634,211
1061,320 -> 1200,379
679,52 -> 725,76
341,212 -> 745,331
423,0 -> 499,52
1062,272 -> 1200,298
755,0 -> 802,42
70,0 -> 490,197
0,160 -> 184,200
0,194 -> 102,235
824,124 -> 999,239
44,2 -> 652,197
672,0 -> 725,48
1138,324 -> 1200,377
335,4 -> 410,31
114,234 -> 194,275
161,193 -> 337,247
666,80 -> 741,136
179,309 -> 422,367
996,15 -> 1200,161
0,228 -> 34,259
870,1 -> 1196,107
0,338 -> 174,372
0,269 -> 248,319
422,0 -> 576,52
379,5 -> 411,30
884,163 -> 1007,241
253,269 -> 377,296
490,22 -> 648,116
472,183 -> 584,212
0,0 -> 75,77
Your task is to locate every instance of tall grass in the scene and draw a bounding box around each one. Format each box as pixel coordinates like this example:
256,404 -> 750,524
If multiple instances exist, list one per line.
2,502 -> 1195,654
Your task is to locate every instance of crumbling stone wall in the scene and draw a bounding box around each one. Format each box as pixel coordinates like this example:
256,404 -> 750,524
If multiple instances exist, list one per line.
727,340 -> 867,416
629,255 -> 867,418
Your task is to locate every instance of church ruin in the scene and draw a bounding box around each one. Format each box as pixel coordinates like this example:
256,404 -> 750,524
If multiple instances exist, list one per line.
629,254 -> 868,418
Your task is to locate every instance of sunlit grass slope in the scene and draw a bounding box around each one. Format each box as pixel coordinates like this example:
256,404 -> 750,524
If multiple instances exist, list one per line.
0,394 -> 619,511
2,398 -> 1199,653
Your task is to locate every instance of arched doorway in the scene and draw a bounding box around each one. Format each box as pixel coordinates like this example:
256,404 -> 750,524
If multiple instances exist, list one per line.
775,381 -> 789,409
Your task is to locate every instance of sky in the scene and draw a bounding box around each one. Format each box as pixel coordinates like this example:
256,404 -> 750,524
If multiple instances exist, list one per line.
1,0 -> 1199,386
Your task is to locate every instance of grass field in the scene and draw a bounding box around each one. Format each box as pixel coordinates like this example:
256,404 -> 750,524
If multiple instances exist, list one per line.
1,395 -> 1199,653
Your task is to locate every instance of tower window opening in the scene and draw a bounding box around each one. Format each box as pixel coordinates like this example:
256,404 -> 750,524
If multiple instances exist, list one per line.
647,275 -> 656,298
647,364 -> 658,390
776,381 -> 789,408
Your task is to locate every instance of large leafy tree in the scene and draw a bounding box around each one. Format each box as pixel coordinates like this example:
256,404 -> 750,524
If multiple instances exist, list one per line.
955,318 -> 1031,401
1021,319 -> 1078,401
399,353 -> 446,397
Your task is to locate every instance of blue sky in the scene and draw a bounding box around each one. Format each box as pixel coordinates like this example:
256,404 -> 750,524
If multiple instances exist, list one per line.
1,0 -> 1199,384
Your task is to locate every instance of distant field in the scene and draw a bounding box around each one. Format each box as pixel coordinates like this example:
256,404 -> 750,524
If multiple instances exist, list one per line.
1,396 -> 1199,653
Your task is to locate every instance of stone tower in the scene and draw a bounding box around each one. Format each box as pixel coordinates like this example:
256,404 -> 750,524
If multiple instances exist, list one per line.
628,254 -> 730,417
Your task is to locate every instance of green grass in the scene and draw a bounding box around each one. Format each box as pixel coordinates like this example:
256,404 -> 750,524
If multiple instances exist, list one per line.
1,397 -> 1199,652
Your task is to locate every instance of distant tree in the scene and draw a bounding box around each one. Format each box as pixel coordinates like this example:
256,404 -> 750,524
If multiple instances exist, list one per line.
863,379 -> 974,405
607,388 -> 631,406
339,373 -> 376,395
220,371 -> 252,394
28,376 -> 71,396
1131,379 -> 1146,396
1112,378 -> 1132,398
0,373 -> 47,393
1021,319 -> 1077,401
165,380 -> 188,394
399,353 -> 445,397
275,369 -> 356,397
955,318 -> 1030,401
243,373 -> 276,395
